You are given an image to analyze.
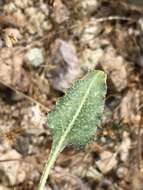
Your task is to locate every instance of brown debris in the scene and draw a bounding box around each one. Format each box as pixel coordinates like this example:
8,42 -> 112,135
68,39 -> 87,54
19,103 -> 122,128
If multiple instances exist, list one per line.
0,48 -> 29,92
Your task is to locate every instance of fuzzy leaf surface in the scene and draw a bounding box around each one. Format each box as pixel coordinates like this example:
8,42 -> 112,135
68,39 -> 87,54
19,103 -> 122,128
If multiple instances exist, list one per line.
38,70 -> 107,190
48,70 -> 107,151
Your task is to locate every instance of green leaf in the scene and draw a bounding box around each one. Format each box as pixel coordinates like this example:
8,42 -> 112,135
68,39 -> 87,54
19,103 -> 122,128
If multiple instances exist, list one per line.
38,70 -> 107,190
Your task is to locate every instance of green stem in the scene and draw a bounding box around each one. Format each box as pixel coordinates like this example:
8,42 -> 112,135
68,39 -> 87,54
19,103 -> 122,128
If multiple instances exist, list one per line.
37,146 -> 60,190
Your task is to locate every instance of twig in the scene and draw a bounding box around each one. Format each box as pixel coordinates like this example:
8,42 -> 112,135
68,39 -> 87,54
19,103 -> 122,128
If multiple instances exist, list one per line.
0,80 -> 49,112
94,16 -> 135,23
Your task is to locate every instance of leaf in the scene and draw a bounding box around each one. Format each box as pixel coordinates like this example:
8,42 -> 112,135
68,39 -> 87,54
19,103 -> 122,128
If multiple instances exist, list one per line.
38,70 -> 107,190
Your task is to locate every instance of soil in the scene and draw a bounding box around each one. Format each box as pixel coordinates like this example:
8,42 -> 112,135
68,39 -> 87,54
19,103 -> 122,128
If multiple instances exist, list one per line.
0,0 -> 143,190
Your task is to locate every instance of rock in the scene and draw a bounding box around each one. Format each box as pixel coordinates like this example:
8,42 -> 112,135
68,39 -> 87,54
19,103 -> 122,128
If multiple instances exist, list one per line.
0,149 -> 38,186
86,166 -> 102,181
14,0 -> 29,8
48,39 -> 81,91
119,132 -> 131,162
78,0 -> 99,15
0,48 -> 29,92
80,18 -> 103,48
3,2 -> 17,12
25,48 -> 44,68
100,46 -> 127,91
116,89 -> 140,125
26,105 -> 46,127
53,0 -> 69,24
81,48 -> 104,71
25,6 -> 48,34
96,151 -> 117,174
0,149 -> 24,186
117,167 -> 128,179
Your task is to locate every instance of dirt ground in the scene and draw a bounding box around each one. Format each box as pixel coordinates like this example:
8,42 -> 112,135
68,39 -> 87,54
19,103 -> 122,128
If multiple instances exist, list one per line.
0,0 -> 143,190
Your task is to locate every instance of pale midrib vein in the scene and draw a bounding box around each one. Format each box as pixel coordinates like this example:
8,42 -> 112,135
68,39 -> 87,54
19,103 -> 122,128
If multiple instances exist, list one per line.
38,72 -> 102,190
55,73 -> 100,150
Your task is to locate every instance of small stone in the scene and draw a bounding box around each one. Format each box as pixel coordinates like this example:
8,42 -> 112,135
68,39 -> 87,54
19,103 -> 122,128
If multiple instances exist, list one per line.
25,48 -> 44,68
117,167 -> 128,179
25,7 -> 46,34
48,39 -> 81,91
39,3 -> 49,16
4,2 -> 17,12
119,132 -> 131,162
96,151 -> 117,174
100,136 -> 106,143
81,48 -> 104,71
14,0 -> 29,9
79,0 -> 99,15
80,18 -> 102,47
86,166 -> 102,181
100,46 -> 127,91
53,0 -> 69,24
0,149 -> 23,185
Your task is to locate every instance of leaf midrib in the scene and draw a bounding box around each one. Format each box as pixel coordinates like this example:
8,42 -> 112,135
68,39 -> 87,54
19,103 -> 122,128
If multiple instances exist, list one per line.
38,71 -> 105,190
53,72 -> 100,152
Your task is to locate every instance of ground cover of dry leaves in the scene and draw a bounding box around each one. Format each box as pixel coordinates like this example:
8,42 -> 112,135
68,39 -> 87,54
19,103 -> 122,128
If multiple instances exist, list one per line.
0,0 -> 143,190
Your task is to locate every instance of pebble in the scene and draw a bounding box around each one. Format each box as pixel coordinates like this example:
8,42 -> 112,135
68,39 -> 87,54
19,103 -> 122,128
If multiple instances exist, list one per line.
117,167 -> 128,179
80,0 -> 99,15
96,151 -> 117,174
81,48 -> 104,71
25,48 -> 44,67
